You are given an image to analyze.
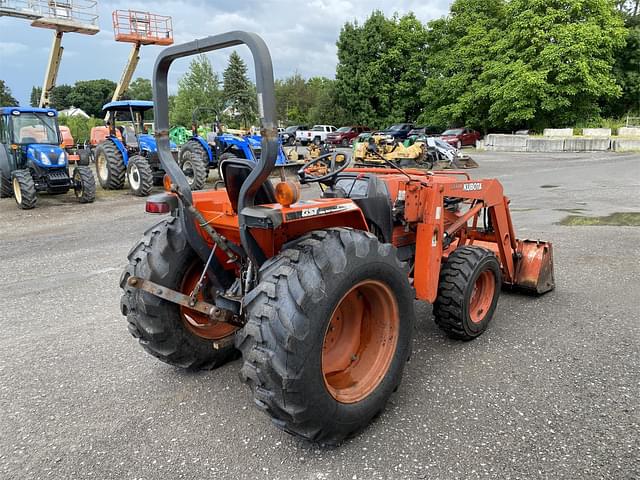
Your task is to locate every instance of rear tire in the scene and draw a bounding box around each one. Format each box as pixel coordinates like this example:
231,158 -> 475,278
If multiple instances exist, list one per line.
94,141 -> 125,189
120,217 -> 238,370
73,165 -> 96,203
179,140 -> 209,190
433,246 -> 501,340
11,169 -> 37,209
127,155 -> 153,197
0,170 -> 12,198
237,228 -> 415,445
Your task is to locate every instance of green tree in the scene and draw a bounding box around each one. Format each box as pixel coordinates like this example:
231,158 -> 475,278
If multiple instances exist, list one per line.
66,79 -> 117,117
306,77 -> 346,126
30,86 -> 42,107
0,80 -> 18,106
420,0 -> 505,131
223,51 -> 257,127
275,73 -> 313,124
487,0 -> 626,129
127,77 -> 153,101
607,13 -> 640,116
422,0 -> 626,130
171,55 -> 222,126
50,84 -> 73,110
335,11 -> 429,128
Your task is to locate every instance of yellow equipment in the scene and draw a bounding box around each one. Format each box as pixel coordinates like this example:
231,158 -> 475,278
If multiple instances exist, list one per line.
353,133 -> 429,166
0,0 -> 99,108
110,10 -> 173,104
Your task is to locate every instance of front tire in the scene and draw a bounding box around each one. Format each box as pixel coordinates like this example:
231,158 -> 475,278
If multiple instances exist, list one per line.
73,165 -> 96,203
433,246 -> 501,340
237,228 -> 415,445
94,141 -> 126,190
179,140 -> 209,190
12,169 -> 37,209
127,156 -> 153,197
120,217 -> 238,370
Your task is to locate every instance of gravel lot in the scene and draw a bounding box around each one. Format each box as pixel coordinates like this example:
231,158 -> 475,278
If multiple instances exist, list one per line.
0,151 -> 638,479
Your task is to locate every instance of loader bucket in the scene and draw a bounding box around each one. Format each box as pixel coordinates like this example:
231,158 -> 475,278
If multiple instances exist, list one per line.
514,240 -> 555,294
452,156 -> 479,169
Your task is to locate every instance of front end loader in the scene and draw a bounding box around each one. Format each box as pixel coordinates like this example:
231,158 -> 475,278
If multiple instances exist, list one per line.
120,31 -> 554,446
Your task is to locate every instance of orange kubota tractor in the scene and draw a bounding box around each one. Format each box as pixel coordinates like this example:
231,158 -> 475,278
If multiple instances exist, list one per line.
120,32 -> 555,445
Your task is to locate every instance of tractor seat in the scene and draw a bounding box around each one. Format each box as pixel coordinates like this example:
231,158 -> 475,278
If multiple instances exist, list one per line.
327,173 -> 394,243
220,158 -> 276,213
123,126 -> 138,147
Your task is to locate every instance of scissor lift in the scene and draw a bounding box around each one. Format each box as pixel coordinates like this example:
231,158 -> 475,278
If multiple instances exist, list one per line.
109,10 -> 173,103
0,0 -> 99,107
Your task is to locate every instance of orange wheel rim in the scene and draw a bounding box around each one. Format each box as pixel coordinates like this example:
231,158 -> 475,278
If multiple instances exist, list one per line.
469,271 -> 495,324
322,280 -> 399,404
179,261 -> 237,340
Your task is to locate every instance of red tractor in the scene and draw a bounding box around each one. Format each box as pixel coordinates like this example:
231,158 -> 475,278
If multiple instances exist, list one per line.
120,32 -> 555,445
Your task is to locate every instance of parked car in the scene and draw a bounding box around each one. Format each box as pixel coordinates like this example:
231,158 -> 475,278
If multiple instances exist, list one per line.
281,125 -> 308,145
440,127 -> 481,148
382,123 -> 414,140
407,126 -> 442,138
326,125 -> 371,146
295,124 -> 338,145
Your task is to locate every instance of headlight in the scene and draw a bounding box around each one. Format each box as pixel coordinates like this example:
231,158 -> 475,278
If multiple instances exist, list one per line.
58,151 -> 67,164
40,152 -> 51,165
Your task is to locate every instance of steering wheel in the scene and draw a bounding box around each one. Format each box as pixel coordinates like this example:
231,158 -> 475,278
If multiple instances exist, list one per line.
298,151 -> 350,185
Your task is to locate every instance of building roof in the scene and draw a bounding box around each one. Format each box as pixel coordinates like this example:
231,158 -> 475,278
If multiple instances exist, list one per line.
58,106 -> 90,118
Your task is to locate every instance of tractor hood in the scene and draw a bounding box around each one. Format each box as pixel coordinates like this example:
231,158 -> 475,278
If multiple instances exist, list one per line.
26,144 -> 66,167
138,133 -> 177,152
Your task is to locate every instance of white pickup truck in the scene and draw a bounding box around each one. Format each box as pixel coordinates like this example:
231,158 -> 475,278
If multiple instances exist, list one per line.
295,125 -> 338,145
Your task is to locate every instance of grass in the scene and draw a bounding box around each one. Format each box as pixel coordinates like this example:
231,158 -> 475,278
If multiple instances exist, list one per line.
559,212 -> 640,226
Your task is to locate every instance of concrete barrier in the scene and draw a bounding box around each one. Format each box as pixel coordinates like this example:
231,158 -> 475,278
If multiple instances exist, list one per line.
484,134 -> 528,151
543,128 -> 573,137
582,128 -> 611,137
613,139 -> 640,152
564,137 -> 610,152
526,138 -> 565,152
617,127 -> 640,137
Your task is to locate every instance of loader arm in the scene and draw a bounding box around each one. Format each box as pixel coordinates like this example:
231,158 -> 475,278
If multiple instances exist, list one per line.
409,175 -> 553,302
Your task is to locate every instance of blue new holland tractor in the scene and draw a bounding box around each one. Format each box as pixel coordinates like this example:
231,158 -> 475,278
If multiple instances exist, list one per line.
178,107 -> 288,190
94,101 -> 177,196
0,107 -> 95,209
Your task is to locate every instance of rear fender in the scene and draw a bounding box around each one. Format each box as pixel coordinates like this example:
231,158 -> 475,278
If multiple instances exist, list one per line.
192,135 -> 213,163
243,199 -> 369,257
107,137 -> 129,164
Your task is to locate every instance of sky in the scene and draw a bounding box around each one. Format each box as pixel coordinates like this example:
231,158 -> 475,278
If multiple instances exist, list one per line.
0,0 -> 451,106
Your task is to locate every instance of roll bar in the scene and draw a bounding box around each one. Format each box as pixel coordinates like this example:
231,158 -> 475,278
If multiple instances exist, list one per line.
152,31 -> 278,266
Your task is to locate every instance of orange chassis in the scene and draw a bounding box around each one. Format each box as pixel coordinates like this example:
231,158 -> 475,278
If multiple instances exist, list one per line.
186,167 -> 554,303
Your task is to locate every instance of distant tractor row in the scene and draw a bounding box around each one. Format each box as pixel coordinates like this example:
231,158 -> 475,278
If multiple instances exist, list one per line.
0,100 -> 297,209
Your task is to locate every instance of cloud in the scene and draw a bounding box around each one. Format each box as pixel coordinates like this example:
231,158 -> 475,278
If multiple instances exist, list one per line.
0,41 -> 28,57
1,0 -> 452,105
